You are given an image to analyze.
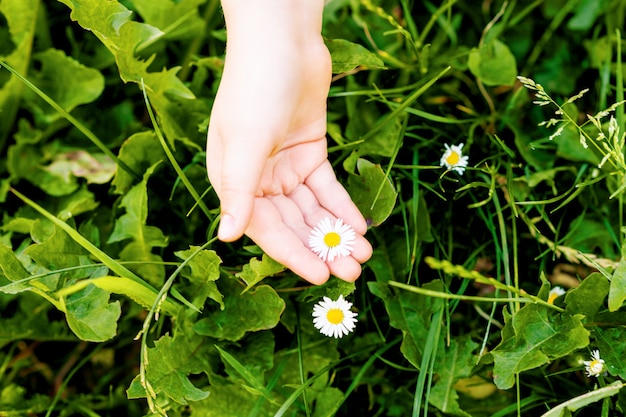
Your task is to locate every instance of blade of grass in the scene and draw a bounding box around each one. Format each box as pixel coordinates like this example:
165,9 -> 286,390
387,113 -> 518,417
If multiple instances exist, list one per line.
140,79 -> 214,221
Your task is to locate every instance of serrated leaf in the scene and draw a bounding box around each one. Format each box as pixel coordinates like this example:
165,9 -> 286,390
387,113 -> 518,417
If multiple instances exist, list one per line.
325,38 -> 385,73
127,333 -> 210,404
26,48 -> 104,123
175,246 -> 224,309
111,131 -> 166,194
347,158 -> 397,227
468,38 -> 517,86
193,279 -> 285,341
61,284 -> 121,342
491,305 -> 589,390
429,335 -> 478,417
132,0 -> 206,40
108,163 -> 168,286
236,254 -> 285,291
0,0 -> 38,144
368,280 -> 444,369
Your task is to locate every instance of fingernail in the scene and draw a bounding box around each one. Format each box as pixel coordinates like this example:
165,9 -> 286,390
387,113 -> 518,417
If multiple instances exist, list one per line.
218,213 -> 236,241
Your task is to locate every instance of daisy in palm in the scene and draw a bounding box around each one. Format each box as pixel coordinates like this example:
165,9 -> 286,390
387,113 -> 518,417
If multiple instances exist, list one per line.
308,217 -> 356,262
312,295 -> 358,338
440,143 -> 469,175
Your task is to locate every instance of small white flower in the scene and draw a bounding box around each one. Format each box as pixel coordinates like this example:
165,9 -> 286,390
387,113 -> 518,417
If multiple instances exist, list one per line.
308,218 -> 355,262
312,295 -> 358,338
547,286 -> 566,305
440,143 -> 469,175
583,350 -> 605,378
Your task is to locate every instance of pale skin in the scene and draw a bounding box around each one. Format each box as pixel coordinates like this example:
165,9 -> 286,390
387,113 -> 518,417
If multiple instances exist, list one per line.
206,0 -> 373,285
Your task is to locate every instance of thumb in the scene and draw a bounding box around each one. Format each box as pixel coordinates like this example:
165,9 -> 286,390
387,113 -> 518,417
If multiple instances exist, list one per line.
214,141 -> 267,242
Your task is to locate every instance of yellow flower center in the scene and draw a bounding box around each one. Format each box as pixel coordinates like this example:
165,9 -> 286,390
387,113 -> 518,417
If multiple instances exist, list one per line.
589,359 -> 603,371
324,232 -> 341,247
446,151 -> 460,165
547,293 -> 558,305
326,308 -> 345,324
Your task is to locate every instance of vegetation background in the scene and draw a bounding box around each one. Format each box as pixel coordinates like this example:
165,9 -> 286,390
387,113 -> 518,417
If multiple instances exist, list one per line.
1,0 -> 626,416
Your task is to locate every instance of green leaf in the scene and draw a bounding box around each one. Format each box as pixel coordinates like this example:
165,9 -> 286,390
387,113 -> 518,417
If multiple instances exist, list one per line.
220,332 -> 275,385
608,243 -> 626,311
347,158 -> 397,227
62,283 -> 121,342
236,254 -> 285,292
111,131 -> 166,195
0,0 -> 39,145
132,0 -> 206,40
565,272 -> 609,321
368,280 -> 444,369
26,48 -> 104,123
468,38 -> 517,86
193,279 -> 285,341
24,223 -> 92,282
107,163 -> 168,286
175,246 -> 224,309
325,38 -> 385,73
429,335 -> 478,417
541,381 -> 625,417
491,305 -> 589,390
127,333 -> 210,404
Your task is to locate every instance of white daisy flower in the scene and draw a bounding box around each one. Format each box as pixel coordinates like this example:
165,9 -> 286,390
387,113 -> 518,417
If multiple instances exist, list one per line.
547,286 -> 566,305
312,295 -> 358,338
583,350 -> 605,378
440,143 -> 470,175
308,218 -> 356,262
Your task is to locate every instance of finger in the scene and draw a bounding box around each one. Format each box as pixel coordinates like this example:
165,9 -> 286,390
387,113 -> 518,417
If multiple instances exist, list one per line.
306,160 -> 368,234
246,198 -> 331,285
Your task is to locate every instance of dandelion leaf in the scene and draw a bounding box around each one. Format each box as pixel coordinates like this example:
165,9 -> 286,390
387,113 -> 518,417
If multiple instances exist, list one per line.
429,335 -> 478,417
175,246 -> 224,309
185,378 -> 273,416
565,272 -> 609,321
312,387 -> 345,417
26,49 -> 104,123
132,0 -> 206,40
237,254 -> 285,291
491,304 -> 589,390
368,280 -> 444,369
193,279 -> 285,341
127,333 -> 210,404
347,158 -> 397,227
468,38 -> 517,86
0,0 -> 38,144
111,131 -> 166,195
107,163 -> 168,286
325,38 -> 385,73
219,332 -> 275,385
62,284 -> 121,342
608,243 -> 626,311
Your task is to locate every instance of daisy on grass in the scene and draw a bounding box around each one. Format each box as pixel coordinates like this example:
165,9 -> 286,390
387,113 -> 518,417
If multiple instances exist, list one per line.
312,295 -> 357,338
308,218 -> 355,262
547,286 -> 566,305
440,143 -> 469,175
583,350 -> 605,378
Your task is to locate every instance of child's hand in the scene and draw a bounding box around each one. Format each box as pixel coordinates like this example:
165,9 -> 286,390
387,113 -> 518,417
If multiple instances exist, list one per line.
206,0 -> 372,284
